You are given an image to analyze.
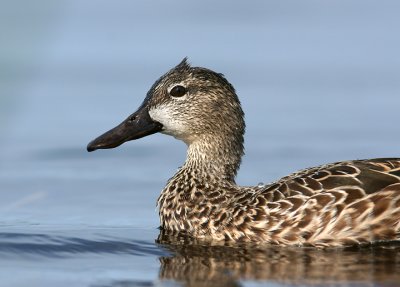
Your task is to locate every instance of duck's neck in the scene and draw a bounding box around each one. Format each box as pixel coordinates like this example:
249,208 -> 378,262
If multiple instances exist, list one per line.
183,134 -> 244,183
157,133 -> 244,233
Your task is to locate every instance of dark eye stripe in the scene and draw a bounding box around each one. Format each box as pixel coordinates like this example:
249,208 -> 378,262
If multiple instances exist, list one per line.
170,85 -> 187,97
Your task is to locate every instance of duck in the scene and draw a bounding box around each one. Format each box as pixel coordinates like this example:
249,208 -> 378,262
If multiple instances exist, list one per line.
87,58 -> 400,247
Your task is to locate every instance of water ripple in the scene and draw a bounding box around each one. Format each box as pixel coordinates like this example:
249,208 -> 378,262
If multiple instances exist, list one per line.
0,232 -> 169,258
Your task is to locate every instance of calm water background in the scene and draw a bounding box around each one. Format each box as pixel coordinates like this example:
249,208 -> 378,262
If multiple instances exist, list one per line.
1,1 -> 400,286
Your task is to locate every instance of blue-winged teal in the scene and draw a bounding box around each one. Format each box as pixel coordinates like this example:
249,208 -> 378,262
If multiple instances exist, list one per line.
88,59 -> 400,247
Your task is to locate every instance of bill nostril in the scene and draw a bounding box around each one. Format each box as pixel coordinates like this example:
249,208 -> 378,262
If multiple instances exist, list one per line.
129,115 -> 137,123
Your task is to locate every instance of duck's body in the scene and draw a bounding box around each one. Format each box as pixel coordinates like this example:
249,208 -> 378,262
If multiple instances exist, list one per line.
158,158 -> 400,247
88,59 -> 400,247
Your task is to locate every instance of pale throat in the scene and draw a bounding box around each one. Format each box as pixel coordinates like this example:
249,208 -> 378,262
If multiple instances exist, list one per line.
149,105 -> 244,181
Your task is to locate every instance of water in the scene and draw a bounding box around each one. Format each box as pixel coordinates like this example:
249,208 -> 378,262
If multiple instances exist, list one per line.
1,1 -> 400,286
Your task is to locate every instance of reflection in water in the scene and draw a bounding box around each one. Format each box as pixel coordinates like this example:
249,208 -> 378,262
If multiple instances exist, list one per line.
156,230 -> 400,287
1,231 -> 399,286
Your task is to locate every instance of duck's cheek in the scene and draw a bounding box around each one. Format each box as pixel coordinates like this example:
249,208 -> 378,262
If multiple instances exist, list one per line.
149,105 -> 190,142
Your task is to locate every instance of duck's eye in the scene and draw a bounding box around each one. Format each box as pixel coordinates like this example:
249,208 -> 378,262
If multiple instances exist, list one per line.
169,85 -> 187,97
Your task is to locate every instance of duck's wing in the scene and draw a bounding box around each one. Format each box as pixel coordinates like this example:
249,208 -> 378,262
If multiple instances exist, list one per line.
256,158 -> 400,246
265,158 -> 400,199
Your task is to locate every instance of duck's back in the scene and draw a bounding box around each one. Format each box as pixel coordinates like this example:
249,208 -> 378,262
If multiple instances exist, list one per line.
275,158 -> 400,196
246,158 -> 400,246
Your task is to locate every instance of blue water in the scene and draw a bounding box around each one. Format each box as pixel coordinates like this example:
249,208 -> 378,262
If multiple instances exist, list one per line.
1,1 -> 400,286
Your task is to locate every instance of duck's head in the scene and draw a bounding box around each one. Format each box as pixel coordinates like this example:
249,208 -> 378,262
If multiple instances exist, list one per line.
87,58 -> 245,154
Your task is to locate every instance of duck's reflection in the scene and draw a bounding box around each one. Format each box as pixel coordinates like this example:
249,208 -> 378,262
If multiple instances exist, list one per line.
156,229 -> 400,287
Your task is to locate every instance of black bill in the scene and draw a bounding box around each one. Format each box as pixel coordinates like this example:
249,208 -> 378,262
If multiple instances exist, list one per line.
87,105 -> 162,152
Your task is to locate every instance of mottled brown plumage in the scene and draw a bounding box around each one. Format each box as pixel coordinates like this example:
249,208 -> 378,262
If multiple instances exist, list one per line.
88,59 -> 400,247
